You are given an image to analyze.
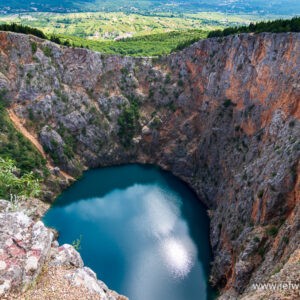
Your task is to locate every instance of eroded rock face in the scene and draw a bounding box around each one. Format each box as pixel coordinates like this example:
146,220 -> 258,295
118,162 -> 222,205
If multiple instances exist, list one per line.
0,31 -> 299,297
0,200 -> 53,295
0,200 -> 126,299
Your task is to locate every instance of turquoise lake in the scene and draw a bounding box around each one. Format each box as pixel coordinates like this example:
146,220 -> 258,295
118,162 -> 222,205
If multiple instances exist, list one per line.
43,164 -> 216,300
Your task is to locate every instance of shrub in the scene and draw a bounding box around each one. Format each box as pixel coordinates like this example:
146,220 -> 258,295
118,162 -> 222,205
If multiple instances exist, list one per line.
149,89 -> 154,98
258,246 -> 266,257
166,101 -> 176,112
177,79 -> 184,87
27,108 -> 35,121
253,236 -> 260,243
0,89 -> 9,109
120,67 -> 129,75
72,235 -> 82,251
223,99 -> 236,108
289,120 -> 295,128
63,144 -> 75,159
31,42 -> 37,54
258,190 -> 264,198
0,157 -> 41,199
118,99 -> 140,147
164,73 -> 171,84
42,46 -> 52,57
50,35 -> 61,44
282,236 -> 289,244
266,226 -> 279,237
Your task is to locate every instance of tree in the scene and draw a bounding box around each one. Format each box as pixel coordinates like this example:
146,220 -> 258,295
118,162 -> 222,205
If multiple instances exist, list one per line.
0,157 -> 41,200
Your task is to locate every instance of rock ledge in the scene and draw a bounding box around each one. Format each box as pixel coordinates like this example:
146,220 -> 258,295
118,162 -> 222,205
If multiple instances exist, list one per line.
0,200 -> 127,300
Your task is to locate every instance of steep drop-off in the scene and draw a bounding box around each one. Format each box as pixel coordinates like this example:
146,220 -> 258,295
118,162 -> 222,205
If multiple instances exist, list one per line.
0,31 -> 299,298
0,199 -> 127,299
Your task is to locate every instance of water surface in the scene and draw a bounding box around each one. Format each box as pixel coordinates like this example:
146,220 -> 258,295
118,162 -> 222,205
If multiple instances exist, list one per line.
43,164 -> 215,300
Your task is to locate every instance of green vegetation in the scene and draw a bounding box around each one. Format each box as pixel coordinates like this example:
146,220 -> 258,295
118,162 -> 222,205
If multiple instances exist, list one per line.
72,234 -> 83,251
0,15 -> 298,57
258,246 -> 266,257
118,98 -> 140,147
266,226 -> 279,237
289,120 -> 295,128
282,236 -> 289,244
272,265 -> 282,275
0,11 -> 258,56
208,17 -> 300,38
42,46 -> 52,57
0,23 -> 46,39
0,12 -> 252,39
62,133 -> 76,159
0,157 -> 41,200
223,99 -> 236,108
0,89 -> 9,108
253,236 -> 260,243
0,92 -> 46,175
31,41 -> 37,53
257,190 -> 264,198
57,29 -> 208,56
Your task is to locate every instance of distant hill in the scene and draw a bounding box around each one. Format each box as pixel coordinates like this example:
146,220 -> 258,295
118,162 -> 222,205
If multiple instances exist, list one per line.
1,17 -> 299,57
1,0 -> 300,16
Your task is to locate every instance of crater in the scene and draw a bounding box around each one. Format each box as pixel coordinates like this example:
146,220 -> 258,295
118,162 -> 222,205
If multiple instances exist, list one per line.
43,164 -> 217,300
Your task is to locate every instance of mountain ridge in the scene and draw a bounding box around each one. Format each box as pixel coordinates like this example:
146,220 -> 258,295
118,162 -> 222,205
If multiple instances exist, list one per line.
2,0 -> 300,15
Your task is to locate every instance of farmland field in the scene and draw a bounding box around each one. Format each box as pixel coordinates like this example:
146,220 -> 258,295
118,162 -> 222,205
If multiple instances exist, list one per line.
0,10 -> 296,56
0,12 -> 259,40
0,11 -> 264,56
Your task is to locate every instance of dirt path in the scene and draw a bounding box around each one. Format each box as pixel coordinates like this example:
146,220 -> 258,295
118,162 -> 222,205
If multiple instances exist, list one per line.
7,108 -> 74,181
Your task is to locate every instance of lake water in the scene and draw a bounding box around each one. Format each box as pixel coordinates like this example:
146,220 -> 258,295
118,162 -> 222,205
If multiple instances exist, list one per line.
43,164 -> 216,300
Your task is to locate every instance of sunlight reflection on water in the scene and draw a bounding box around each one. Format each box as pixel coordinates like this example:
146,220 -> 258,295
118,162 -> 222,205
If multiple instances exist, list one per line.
65,184 -> 198,282
160,237 -> 196,279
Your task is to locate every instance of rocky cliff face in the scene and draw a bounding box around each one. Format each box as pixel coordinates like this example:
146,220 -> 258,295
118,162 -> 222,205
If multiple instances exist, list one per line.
0,31 -> 299,298
0,200 -> 127,299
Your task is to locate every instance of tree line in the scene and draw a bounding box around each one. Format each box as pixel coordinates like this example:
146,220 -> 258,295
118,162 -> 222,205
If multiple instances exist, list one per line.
208,17 -> 300,38
0,17 -> 299,56
0,23 -> 47,39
